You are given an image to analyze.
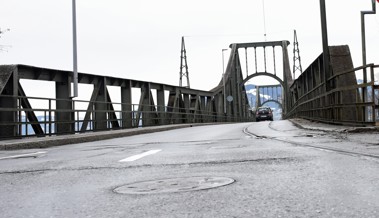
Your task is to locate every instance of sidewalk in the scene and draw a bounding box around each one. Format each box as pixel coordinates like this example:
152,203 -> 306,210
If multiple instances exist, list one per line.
0,123 -> 213,150
290,118 -> 379,157
289,118 -> 379,133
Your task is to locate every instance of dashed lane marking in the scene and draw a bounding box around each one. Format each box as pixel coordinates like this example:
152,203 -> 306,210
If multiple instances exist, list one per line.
118,149 -> 162,162
0,151 -> 47,160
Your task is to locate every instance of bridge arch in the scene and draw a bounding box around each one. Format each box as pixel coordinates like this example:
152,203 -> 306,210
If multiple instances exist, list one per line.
241,72 -> 284,88
241,72 -> 284,110
261,99 -> 282,109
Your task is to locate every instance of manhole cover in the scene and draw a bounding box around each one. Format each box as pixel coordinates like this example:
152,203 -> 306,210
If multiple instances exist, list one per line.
113,176 -> 235,195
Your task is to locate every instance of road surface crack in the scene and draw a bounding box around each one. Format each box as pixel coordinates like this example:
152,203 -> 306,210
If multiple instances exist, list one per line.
0,157 -> 299,175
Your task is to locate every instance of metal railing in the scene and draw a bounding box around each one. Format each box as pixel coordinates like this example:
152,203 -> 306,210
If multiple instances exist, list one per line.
286,64 -> 379,126
0,95 -> 254,139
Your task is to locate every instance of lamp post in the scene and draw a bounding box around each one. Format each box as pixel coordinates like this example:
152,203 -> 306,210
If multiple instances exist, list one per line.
72,0 -> 78,97
319,0 -> 330,91
361,0 -> 377,68
222,49 -> 228,114
360,0 -> 377,121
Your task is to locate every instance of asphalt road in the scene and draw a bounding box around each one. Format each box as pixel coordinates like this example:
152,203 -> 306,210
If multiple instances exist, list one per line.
1,121 -> 379,218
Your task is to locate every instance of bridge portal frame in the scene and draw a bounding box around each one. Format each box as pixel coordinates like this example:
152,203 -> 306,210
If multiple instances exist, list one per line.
211,40 -> 293,118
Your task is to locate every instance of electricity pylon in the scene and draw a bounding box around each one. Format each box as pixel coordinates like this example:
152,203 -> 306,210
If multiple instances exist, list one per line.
292,30 -> 303,79
179,36 -> 190,88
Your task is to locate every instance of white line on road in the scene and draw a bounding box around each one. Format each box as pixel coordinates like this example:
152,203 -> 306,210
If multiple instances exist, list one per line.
119,149 -> 162,162
0,151 -> 47,160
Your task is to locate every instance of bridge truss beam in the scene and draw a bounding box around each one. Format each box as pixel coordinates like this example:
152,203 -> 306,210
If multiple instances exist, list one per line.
0,64 -> 253,139
285,45 -> 379,126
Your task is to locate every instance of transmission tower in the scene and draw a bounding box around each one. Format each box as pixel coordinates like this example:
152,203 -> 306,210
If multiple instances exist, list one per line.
292,30 -> 303,79
179,36 -> 190,88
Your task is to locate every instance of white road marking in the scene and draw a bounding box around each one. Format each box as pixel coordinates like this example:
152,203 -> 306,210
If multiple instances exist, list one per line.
0,151 -> 47,160
119,149 -> 162,162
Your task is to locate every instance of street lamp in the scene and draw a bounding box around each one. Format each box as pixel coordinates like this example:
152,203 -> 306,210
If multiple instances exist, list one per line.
72,0 -> 78,97
222,49 -> 228,114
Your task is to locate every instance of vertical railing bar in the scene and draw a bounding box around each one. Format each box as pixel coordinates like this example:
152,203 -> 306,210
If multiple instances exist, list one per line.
44,110 -> 47,136
25,110 -> 28,136
263,46 -> 267,73
254,47 -> 258,73
77,109 -> 79,133
18,97 -> 22,136
245,48 -> 249,77
273,46 -> 277,75
72,100 -> 76,133
370,65 -> 376,122
48,99 -> 52,136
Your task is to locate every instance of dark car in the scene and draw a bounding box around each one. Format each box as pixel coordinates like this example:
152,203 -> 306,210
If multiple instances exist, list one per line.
255,106 -> 273,122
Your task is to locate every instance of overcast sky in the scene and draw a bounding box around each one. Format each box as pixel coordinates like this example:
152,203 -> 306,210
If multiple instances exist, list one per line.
1,0 -> 378,95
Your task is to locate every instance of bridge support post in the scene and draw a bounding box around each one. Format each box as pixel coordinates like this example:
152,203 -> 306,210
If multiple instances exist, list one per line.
94,78 -> 107,130
216,94 -> 224,122
190,95 -> 198,123
157,85 -> 166,125
167,91 -> 175,124
183,93 -> 190,123
0,66 -> 18,138
282,41 -> 294,116
121,80 -> 133,128
206,96 -> 213,122
200,96 -> 206,123
56,76 -> 74,134
329,46 -> 359,122
139,83 -> 158,127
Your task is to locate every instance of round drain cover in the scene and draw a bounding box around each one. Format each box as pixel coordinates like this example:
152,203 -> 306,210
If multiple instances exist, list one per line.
114,176 -> 235,194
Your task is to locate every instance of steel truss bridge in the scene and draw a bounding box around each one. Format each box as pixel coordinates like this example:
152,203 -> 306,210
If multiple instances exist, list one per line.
0,39 -> 378,139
